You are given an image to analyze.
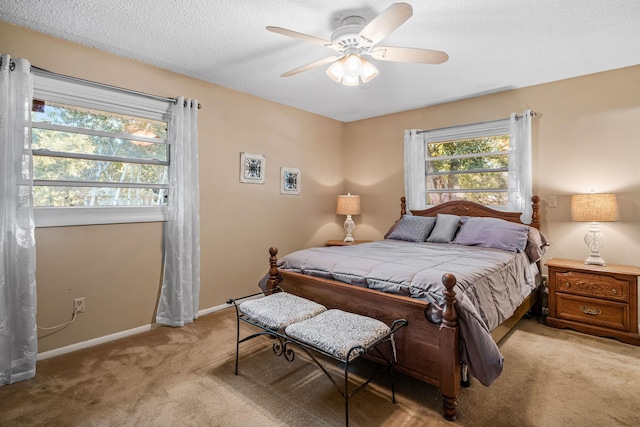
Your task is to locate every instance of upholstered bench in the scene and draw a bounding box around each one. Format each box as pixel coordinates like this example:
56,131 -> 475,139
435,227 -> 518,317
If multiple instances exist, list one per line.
238,291 -> 327,330
227,288 -> 407,427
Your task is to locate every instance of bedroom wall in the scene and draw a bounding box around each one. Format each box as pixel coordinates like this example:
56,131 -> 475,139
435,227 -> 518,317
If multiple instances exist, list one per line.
344,65 -> 640,270
1,21 -> 346,353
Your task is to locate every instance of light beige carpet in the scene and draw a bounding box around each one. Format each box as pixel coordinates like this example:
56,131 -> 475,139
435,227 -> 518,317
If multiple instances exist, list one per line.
1,309 -> 639,426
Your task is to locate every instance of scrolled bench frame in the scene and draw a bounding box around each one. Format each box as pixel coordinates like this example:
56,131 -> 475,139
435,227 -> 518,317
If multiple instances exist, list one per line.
227,287 -> 408,427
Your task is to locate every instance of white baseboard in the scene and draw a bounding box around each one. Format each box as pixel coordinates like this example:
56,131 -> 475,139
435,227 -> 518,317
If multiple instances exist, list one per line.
37,302 -> 232,361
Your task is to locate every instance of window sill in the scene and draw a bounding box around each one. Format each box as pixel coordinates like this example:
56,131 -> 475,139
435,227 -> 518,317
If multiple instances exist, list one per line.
35,206 -> 167,227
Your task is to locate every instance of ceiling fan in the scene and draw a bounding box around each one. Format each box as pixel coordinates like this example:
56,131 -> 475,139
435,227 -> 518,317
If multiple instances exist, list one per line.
266,2 -> 449,86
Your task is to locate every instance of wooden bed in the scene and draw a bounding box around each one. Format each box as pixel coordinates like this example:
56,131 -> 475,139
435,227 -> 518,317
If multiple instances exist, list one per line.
265,196 -> 541,421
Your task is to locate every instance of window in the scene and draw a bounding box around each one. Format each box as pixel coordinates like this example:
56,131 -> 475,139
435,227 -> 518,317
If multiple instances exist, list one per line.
405,113 -> 533,221
32,71 -> 172,227
422,119 -> 511,208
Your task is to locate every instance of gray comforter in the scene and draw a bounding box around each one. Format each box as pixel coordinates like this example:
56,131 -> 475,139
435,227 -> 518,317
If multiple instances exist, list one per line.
277,239 -> 540,386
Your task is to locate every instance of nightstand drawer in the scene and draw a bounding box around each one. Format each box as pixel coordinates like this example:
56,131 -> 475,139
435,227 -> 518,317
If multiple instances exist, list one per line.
554,271 -> 629,302
555,294 -> 628,331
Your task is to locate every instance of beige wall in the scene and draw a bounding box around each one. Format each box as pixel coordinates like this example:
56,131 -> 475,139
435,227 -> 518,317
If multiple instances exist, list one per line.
345,66 -> 640,270
1,21 -> 346,353
3,21 -> 639,354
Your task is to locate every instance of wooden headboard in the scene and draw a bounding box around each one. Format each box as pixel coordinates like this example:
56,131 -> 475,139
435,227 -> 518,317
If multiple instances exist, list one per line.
400,196 -> 541,230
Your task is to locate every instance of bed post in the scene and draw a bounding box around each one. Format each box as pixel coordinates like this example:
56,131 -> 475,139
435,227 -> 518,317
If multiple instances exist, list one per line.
267,247 -> 279,291
400,196 -> 406,217
531,195 -> 541,230
439,272 -> 460,421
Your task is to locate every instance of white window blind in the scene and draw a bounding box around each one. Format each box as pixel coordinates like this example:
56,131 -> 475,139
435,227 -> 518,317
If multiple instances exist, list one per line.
32,70 -> 173,227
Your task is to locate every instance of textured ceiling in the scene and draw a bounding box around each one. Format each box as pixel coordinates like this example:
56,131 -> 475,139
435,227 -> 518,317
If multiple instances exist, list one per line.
1,1 -> 639,122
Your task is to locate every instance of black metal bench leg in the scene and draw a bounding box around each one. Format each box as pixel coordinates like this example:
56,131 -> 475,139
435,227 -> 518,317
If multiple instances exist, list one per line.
233,306 -> 241,375
389,338 -> 396,404
344,358 -> 350,427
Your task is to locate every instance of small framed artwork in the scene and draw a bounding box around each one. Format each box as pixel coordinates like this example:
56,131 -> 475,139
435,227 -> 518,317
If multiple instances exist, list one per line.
240,152 -> 265,184
280,167 -> 301,195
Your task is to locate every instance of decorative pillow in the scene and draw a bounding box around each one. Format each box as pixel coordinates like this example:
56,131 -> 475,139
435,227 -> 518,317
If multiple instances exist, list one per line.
525,227 -> 550,262
452,217 -> 529,252
426,214 -> 461,243
383,218 -> 401,239
386,215 -> 437,242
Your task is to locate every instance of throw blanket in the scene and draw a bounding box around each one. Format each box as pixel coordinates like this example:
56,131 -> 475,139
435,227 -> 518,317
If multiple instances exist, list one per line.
276,240 -> 539,386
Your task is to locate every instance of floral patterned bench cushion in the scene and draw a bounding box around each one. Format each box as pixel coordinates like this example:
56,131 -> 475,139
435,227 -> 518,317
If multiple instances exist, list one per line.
239,292 -> 327,330
285,309 -> 391,361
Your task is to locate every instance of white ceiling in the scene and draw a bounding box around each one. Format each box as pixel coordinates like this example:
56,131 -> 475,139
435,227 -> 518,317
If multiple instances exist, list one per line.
1,1 -> 639,122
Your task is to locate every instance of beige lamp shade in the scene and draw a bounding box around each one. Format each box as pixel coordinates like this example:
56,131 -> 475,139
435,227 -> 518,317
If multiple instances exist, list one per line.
571,193 -> 619,222
336,194 -> 361,216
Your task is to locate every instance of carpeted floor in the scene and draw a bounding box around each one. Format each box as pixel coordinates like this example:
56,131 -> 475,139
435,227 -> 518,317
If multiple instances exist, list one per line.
1,308 -> 639,426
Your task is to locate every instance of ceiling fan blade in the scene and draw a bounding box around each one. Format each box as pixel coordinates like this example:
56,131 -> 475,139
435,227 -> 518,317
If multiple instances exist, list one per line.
266,26 -> 342,51
370,46 -> 449,64
358,3 -> 413,45
280,55 -> 343,77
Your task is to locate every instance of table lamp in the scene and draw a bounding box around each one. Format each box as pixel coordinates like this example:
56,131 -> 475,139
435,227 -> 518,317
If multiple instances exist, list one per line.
571,193 -> 619,266
336,193 -> 361,242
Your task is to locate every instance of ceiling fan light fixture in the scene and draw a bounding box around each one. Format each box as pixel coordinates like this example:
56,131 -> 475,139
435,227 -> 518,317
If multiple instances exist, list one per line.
326,59 -> 345,82
360,59 -> 379,83
341,73 -> 360,87
326,54 -> 378,86
344,54 -> 363,77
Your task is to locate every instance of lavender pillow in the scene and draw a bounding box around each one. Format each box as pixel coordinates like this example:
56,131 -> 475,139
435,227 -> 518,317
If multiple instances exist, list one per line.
426,214 -> 461,243
386,215 -> 437,242
453,217 -> 529,252
525,227 -> 550,262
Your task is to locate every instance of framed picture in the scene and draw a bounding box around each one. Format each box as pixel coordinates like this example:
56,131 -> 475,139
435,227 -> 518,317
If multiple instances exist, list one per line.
240,152 -> 265,184
280,167 -> 301,195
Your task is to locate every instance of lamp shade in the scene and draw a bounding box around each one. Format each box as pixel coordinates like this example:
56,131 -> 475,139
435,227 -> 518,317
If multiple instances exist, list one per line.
336,194 -> 361,215
571,193 -> 619,222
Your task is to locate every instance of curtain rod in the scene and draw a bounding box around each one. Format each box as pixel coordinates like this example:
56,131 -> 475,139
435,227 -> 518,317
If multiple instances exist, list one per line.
30,65 -> 202,109
0,56 -> 16,71
416,111 -> 537,134
516,111 -> 537,119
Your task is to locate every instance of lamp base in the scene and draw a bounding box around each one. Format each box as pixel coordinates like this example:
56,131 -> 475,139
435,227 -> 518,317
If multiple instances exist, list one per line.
583,224 -> 606,266
584,255 -> 606,266
343,215 -> 355,242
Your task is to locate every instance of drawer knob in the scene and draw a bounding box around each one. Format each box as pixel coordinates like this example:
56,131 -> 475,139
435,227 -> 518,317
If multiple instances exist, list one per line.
564,282 -> 570,288
612,289 -> 618,295
580,306 -> 602,316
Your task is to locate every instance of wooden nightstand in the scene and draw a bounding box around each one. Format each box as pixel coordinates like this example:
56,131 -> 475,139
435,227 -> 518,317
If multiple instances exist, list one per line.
545,258 -> 640,346
325,240 -> 373,247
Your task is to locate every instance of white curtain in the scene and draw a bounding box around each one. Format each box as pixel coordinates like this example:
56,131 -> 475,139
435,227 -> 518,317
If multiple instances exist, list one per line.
403,129 -> 426,212
156,97 -> 201,327
508,110 -> 533,223
0,54 -> 37,385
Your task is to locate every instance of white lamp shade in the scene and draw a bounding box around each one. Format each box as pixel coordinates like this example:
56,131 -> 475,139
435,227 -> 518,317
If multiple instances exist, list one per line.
344,54 -> 363,77
341,73 -> 360,87
360,59 -> 379,83
326,60 -> 345,82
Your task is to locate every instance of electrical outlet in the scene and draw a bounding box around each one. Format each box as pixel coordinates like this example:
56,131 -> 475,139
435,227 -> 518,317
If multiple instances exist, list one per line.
548,195 -> 557,208
73,297 -> 85,314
